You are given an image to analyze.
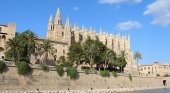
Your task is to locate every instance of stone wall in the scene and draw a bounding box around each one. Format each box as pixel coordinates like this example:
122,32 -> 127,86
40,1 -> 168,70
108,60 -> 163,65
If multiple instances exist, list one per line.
0,66 -> 170,91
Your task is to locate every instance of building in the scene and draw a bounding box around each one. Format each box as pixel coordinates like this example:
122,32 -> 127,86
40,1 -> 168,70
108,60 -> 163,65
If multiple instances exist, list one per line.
0,23 -> 16,59
46,8 -> 137,72
139,62 -> 170,76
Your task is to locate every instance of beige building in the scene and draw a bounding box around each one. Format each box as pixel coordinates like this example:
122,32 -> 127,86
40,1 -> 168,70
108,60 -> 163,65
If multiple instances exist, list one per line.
139,62 -> 170,76
0,23 -> 16,59
46,8 -> 137,72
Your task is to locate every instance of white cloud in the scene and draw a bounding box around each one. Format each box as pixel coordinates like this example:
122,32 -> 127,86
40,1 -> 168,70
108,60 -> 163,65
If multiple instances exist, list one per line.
99,0 -> 142,4
73,6 -> 79,11
115,21 -> 142,31
144,0 -> 170,26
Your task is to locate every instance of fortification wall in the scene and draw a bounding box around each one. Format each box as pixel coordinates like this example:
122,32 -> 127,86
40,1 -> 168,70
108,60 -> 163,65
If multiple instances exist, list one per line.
0,66 -> 169,91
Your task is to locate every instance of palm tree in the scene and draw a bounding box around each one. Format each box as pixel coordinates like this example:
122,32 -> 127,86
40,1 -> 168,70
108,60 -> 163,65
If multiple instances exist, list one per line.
21,30 -> 38,61
5,33 -> 24,62
117,51 -> 127,73
103,49 -> 116,71
134,51 -> 142,70
39,39 -> 55,64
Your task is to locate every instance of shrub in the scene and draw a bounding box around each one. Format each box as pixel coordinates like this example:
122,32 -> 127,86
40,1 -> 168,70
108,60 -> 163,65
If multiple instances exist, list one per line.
66,67 -> 78,80
156,74 -> 160,77
41,64 -> 49,72
17,61 -> 32,75
100,70 -> 110,77
0,61 -> 7,74
163,74 -> 170,77
112,71 -> 119,78
56,65 -> 64,77
128,74 -> 132,81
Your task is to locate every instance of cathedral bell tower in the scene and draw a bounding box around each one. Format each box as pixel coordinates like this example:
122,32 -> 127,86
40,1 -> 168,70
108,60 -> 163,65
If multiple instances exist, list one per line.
47,14 -> 54,39
55,8 -> 62,25
64,17 -> 71,44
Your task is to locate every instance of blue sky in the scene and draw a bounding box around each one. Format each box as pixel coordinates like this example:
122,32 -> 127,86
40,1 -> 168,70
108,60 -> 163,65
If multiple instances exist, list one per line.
1,0 -> 170,65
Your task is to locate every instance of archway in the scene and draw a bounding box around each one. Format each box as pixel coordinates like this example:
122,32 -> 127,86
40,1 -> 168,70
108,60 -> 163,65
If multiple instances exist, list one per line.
0,47 -> 4,59
163,80 -> 167,86
1,35 -> 6,44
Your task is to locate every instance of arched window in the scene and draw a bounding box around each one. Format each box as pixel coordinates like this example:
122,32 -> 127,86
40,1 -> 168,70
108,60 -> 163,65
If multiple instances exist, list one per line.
2,35 -> 6,42
112,40 -> 114,49
71,32 -> 75,44
105,39 -> 107,46
54,55 -> 57,61
51,26 -> 53,30
62,32 -> 64,37
79,34 -> 83,42
63,50 -> 65,54
2,35 -> 6,39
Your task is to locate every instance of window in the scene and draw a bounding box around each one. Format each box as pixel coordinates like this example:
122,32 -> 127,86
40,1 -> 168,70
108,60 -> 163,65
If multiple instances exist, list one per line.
141,68 -> 143,71
144,67 -> 146,70
54,55 -> 57,61
105,39 -> 107,46
148,67 -> 150,69
0,27 -> 1,32
79,34 -> 83,42
63,50 -> 65,54
62,32 -> 64,37
148,71 -> 150,74
55,49 -> 57,53
112,40 -> 114,49
63,45 -> 65,47
2,35 -> 5,38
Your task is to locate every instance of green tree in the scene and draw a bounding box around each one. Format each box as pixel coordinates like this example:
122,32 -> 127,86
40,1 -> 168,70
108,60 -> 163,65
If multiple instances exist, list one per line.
83,37 -> 99,69
17,61 -> 32,75
116,51 -> 127,73
39,39 -> 55,63
102,49 -> 117,70
66,67 -> 78,80
21,30 -> 38,61
134,51 -> 142,70
56,65 -> 64,77
106,50 -> 117,70
0,61 -> 7,74
5,33 -> 24,62
57,56 -> 72,67
100,70 -> 110,77
67,42 -> 83,66
41,64 -> 49,72
94,38 -> 106,70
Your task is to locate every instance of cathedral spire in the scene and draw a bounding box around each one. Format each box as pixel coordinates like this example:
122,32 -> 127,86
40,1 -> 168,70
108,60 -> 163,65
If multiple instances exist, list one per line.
49,14 -> 53,23
56,7 -> 60,17
48,14 -> 53,31
65,17 -> 70,28
55,7 -> 62,25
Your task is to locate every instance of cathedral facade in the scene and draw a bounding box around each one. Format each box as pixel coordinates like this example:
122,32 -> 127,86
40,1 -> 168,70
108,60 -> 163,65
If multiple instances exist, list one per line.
46,8 -> 137,72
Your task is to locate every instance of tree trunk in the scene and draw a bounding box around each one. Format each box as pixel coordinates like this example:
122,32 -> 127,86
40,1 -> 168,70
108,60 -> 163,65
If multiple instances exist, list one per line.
89,58 -> 94,73
121,65 -> 123,73
104,60 -> 106,71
